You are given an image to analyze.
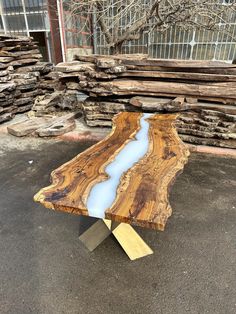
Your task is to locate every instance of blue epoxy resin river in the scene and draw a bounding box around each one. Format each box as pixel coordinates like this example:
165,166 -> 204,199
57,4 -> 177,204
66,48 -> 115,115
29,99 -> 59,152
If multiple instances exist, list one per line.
86,113 -> 153,218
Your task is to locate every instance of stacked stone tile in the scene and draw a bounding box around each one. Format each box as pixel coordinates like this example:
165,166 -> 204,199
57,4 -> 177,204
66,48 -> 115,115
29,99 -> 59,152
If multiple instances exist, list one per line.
0,34 -> 53,123
55,54 -> 236,149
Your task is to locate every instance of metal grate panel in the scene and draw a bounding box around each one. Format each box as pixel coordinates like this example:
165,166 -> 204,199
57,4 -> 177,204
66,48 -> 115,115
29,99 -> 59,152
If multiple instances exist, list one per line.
94,1 -> 236,61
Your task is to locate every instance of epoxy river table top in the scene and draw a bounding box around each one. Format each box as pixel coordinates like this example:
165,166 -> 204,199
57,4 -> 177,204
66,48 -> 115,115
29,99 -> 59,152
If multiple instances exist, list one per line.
34,112 -> 189,231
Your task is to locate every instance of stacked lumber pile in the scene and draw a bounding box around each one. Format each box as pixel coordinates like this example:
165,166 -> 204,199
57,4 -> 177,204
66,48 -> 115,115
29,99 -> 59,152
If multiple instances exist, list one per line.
31,62 -> 87,116
55,54 -> 236,148
30,89 -> 86,116
0,34 -> 53,123
37,68 -> 59,93
30,61 -> 87,116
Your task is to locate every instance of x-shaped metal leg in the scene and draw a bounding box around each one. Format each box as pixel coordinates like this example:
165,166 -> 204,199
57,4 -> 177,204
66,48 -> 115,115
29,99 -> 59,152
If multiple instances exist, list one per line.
79,219 -> 153,260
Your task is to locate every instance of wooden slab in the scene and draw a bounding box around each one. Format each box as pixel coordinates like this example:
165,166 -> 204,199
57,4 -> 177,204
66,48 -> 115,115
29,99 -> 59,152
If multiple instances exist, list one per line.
36,114 -> 76,137
7,114 -> 76,137
7,117 -> 51,136
117,70 -> 236,82
34,112 -> 189,231
74,54 -> 234,69
83,79 -> 236,100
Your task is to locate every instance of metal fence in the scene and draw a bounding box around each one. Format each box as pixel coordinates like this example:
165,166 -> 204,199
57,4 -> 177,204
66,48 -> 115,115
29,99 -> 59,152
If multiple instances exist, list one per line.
94,3 -> 236,61
0,0 -> 50,35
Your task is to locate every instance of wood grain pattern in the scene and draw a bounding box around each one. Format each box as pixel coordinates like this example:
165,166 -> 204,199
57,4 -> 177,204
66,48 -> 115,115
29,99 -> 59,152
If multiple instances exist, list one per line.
74,54 -> 236,69
83,79 -> 236,100
117,70 -> 236,82
34,113 -> 189,230
34,112 -> 142,215
105,114 -> 189,230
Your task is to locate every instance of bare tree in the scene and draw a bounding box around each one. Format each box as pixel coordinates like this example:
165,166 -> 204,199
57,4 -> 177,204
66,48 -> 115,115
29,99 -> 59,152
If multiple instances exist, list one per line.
63,0 -> 236,54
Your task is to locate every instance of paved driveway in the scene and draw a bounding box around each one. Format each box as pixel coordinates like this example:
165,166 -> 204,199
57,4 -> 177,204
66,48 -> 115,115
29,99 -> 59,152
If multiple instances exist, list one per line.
0,135 -> 236,314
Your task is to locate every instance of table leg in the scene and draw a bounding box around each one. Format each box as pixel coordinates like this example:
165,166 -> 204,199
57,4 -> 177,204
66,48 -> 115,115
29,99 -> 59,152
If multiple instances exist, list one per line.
79,219 -> 153,260
79,219 -> 112,251
111,222 -> 153,260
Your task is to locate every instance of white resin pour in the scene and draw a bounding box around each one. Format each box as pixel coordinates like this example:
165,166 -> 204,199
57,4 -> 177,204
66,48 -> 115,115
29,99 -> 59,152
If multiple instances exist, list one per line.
86,113 -> 152,218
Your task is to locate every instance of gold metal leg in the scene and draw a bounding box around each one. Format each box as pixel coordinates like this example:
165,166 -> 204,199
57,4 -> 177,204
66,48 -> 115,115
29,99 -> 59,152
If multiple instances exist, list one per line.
112,223 -> 153,260
79,219 -> 153,260
79,219 -> 111,251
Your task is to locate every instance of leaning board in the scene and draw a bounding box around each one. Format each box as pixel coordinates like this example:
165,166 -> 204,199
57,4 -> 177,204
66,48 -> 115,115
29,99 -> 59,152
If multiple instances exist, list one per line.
34,112 -> 189,230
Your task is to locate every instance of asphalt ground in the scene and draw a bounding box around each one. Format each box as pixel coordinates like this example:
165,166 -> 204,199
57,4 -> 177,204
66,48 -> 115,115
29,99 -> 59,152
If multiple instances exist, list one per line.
0,134 -> 236,314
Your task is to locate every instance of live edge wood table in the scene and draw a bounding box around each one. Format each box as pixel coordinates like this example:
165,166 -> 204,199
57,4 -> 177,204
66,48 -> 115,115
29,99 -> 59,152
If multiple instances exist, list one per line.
34,112 -> 189,260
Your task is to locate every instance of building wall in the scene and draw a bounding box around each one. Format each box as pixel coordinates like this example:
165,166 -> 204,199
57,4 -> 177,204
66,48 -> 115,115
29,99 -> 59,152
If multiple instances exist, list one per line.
0,0 -> 50,35
61,1 -> 93,61
0,0 -> 93,63
1,2 -> 235,63
0,0 -> 55,62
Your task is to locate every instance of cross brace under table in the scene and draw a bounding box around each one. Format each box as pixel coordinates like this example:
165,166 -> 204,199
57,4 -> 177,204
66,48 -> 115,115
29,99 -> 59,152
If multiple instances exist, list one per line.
79,219 -> 153,260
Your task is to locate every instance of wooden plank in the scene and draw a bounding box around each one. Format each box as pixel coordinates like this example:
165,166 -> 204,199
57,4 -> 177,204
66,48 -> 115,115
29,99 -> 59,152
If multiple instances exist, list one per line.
75,55 -> 234,68
117,70 -> 236,82
122,59 -> 236,68
36,114 -> 76,137
129,96 -> 188,112
7,117 -> 51,136
125,65 -> 236,74
7,114 -> 76,137
55,61 -> 95,73
86,119 -> 112,127
86,79 -> 236,100
74,54 -> 148,64
180,134 -> 236,148
185,102 -> 236,115
130,96 -> 236,114
34,112 -> 189,231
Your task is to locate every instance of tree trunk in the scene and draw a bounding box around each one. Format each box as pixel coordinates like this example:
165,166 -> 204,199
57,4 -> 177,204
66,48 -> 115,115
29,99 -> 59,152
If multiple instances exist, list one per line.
110,42 -> 123,55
